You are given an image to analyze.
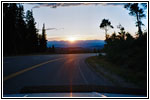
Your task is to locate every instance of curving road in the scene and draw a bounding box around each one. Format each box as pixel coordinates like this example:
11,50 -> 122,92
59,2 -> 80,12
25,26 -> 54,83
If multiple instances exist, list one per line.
3,54 -> 113,94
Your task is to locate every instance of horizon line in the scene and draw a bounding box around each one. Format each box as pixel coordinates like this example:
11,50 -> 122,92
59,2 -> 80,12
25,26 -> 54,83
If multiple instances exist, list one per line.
47,39 -> 105,41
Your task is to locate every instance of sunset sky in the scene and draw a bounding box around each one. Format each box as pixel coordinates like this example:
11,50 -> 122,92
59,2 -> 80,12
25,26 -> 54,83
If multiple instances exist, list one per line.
23,3 -> 147,41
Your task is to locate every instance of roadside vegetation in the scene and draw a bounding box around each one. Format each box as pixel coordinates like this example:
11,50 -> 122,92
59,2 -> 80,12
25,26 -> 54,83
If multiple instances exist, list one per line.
86,3 -> 147,89
3,4 -> 47,56
86,56 -> 147,89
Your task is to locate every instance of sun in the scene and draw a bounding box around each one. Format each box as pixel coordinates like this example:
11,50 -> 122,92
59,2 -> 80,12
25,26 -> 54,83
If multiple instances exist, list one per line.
68,37 -> 76,42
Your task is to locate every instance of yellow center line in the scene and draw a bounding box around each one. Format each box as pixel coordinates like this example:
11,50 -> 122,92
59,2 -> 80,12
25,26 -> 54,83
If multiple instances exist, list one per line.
3,58 -> 64,81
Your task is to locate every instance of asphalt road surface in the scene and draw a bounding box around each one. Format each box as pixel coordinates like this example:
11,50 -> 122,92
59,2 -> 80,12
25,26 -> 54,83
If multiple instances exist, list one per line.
3,54 -> 113,94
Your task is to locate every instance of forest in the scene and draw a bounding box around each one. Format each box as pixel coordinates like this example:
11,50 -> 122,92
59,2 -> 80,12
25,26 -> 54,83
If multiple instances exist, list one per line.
3,3 -> 47,56
99,3 -> 147,84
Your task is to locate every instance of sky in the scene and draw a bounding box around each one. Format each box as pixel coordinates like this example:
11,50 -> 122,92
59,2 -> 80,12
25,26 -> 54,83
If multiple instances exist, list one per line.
23,3 -> 147,41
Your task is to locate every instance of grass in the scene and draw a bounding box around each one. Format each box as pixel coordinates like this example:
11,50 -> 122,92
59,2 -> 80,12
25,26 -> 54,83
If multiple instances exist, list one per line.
85,56 -> 147,89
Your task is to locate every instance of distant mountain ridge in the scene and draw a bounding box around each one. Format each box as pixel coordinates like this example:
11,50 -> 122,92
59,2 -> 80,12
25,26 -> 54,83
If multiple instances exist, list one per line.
47,40 -> 105,49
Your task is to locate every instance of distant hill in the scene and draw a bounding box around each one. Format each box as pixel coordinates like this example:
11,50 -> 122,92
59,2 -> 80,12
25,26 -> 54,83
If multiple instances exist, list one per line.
47,40 -> 105,49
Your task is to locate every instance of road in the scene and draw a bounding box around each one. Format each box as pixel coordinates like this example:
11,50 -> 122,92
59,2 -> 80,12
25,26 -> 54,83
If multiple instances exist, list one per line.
3,54 -> 113,94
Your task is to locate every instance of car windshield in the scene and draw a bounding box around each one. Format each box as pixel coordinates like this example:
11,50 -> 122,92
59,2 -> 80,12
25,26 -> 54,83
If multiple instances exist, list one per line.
3,2 -> 147,98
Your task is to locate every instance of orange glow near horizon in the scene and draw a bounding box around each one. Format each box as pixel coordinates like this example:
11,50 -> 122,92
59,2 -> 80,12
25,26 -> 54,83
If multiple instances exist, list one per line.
67,37 -> 76,42
47,35 -> 105,41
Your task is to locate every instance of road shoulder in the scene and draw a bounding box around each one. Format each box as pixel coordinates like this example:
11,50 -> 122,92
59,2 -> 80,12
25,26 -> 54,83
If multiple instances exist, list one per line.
85,56 -> 140,89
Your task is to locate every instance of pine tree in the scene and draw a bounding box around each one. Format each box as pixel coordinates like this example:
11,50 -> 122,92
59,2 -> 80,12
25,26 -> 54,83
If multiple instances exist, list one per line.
15,4 -> 27,54
3,3 -> 9,55
3,3 -> 40,55
26,10 -> 38,53
3,3 -> 18,55
41,23 -> 47,52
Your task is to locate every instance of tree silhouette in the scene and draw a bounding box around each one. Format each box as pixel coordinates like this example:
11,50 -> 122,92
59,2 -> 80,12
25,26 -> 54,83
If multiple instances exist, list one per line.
117,24 -> 126,40
99,19 -> 113,36
40,23 -> 47,52
3,3 -> 10,55
52,45 -> 55,53
3,3 -> 48,55
16,4 -> 27,54
101,23 -> 147,81
26,10 -> 38,53
38,34 -> 42,52
124,3 -> 146,37
141,3 -> 147,10
3,3 -> 18,55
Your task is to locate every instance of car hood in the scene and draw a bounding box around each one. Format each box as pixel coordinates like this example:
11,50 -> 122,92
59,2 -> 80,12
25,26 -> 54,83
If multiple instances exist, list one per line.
3,85 -> 147,97
3,92 -> 146,97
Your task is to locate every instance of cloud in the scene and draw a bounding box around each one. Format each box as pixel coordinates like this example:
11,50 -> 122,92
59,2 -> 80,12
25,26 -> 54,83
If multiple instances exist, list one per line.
32,5 -> 40,9
46,28 -> 57,30
101,3 -> 125,6
38,27 -> 64,31
30,3 -> 125,9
